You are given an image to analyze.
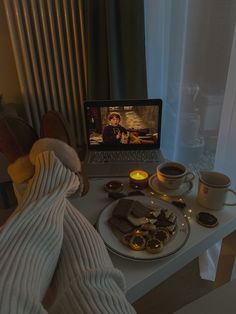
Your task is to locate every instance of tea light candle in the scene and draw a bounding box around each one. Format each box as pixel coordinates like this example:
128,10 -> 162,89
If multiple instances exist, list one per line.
129,170 -> 149,189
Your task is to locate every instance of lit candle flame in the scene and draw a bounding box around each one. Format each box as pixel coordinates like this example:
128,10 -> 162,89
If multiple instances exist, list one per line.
130,170 -> 148,180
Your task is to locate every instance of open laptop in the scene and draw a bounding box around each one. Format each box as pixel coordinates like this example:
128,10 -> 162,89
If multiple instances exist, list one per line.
84,99 -> 164,177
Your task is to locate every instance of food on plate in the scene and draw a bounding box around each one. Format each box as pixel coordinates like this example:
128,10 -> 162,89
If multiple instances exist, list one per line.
140,223 -> 157,231
112,198 -> 151,219
109,198 -> 178,254
131,202 -> 151,218
109,216 -> 135,234
146,238 -> 163,254
152,228 -> 170,244
166,224 -> 177,235
127,214 -> 150,226
129,232 -> 146,251
112,199 -> 134,219
153,228 -> 171,244
120,233 -> 133,246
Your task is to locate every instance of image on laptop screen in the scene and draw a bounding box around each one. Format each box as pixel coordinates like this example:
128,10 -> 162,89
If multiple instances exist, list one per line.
84,99 -> 162,150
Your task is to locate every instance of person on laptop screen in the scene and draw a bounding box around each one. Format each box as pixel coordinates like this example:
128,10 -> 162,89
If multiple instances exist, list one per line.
102,112 -> 129,144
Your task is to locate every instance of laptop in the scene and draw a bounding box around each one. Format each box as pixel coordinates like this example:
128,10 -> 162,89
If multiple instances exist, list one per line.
84,99 -> 164,177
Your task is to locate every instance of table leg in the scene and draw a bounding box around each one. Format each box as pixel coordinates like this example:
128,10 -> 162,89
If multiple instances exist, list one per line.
214,230 -> 236,288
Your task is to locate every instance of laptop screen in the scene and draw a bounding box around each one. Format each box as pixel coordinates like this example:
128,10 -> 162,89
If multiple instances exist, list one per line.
84,99 -> 162,151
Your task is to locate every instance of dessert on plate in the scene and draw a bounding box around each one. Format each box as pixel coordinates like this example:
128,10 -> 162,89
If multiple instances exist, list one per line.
109,198 -> 178,254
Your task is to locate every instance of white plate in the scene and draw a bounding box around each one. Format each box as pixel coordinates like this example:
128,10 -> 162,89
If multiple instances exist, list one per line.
148,174 -> 193,197
96,196 -> 190,261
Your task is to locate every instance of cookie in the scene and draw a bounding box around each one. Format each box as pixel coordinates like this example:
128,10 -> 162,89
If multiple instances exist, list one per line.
131,201 -> 151,218
112,199 -> 134,219
120,233 -> 133,246
146,238 -> 163,254
166,224 -> 177,235
129,233 -> 146,251
109,216 -> 135,234
127,214 -> 149,227
196,212 -> 218,228
140,223 -> 157,231
152,228 -> 170,244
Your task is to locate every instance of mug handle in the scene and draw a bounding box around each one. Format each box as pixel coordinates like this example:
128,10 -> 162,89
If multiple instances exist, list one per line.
224,189 -> 236,206
185,171 -> 195,183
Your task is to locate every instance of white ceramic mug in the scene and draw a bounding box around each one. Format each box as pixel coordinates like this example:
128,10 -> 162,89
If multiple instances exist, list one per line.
197,171 -> 236,210
156,161 -> 195,190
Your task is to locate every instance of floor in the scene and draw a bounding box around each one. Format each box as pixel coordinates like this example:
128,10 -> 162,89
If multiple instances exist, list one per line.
133,258 -> 214,313
133,231 -> 236,314
1,204 -> 236,314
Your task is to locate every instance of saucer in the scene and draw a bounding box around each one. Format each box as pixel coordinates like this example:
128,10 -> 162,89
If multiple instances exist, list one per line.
148,174 -> 193,197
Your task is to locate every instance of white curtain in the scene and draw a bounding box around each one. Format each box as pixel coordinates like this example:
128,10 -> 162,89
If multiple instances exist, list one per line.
199,24 -> 236,282
145,0 -> 236,171
215,23 -> 236,188
145,0 -> 236,281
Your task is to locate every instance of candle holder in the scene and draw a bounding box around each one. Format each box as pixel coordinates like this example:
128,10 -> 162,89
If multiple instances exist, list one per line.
129,170 -> 149,190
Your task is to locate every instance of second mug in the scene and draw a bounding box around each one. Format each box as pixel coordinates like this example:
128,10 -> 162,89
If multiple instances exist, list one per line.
197,171 -> 236,210
157,161 -> 195,190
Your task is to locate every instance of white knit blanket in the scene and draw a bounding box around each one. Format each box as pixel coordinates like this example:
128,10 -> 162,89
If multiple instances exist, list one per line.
0,151 -> 136,314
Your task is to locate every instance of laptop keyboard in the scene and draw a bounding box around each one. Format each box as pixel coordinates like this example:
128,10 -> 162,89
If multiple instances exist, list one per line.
89,150 -> 161,163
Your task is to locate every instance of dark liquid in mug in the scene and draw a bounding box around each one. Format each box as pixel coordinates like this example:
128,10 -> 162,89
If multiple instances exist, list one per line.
160,166 -> 184,176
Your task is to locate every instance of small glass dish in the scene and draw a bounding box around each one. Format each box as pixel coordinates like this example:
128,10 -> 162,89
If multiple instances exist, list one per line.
104,180 -> 124,193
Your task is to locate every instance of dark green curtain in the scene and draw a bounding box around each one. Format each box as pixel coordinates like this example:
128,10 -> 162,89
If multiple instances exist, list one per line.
84,0 -> 147,100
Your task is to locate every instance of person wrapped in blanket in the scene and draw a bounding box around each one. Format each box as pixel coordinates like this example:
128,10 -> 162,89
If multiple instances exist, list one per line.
0,112 -> 136,314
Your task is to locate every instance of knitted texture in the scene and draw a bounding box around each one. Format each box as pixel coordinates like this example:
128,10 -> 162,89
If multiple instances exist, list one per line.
7,138 -> 85,205
0,150 -> 136,314
30,138 -> 81,173
0,151 -> 79,313
49,201 -> 136,314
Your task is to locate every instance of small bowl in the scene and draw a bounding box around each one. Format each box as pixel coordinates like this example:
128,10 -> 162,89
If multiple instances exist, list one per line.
104,180 -> 124,193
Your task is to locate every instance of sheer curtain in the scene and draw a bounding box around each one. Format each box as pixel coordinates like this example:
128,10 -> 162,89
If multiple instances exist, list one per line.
145,0 -> 236,171
215,24 -> 236,188
145,0 -> 236,281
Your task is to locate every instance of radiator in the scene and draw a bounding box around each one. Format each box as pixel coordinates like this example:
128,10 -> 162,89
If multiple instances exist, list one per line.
4,0 -> 87,147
